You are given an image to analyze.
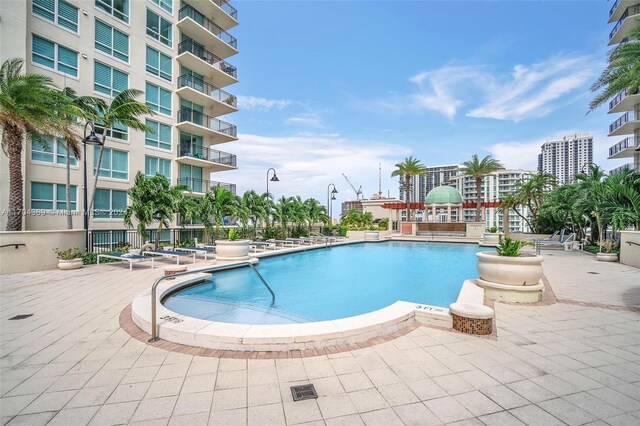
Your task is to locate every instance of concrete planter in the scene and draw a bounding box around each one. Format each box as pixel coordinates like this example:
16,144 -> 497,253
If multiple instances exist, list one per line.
215,240 -> 251,261
479,232 -> 502,247
596,253 -> 618,262
364,231 -> 380,241
475,251 -> 544,303
57,258 -> 83,270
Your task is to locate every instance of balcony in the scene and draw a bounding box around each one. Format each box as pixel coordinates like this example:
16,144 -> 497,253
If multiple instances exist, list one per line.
609,163 -> 636,175
609,88 -> 640,113
177,108 -> 237,143
177,177 -> 237,195
609,5 -> 640,45
608,110 -> 640,136
608,137 -> 638,159
177,141 -> 237,170
182,0 -> 237,31
177,5 -> 238,59
177,39 -> 237,88
609,0 -> 636,23
176,74 -> 237,116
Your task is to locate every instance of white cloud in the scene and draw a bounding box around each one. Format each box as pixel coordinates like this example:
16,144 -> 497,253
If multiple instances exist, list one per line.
284,112 -> 323,128
237,95 -> 293,111
210,132 -> 411,215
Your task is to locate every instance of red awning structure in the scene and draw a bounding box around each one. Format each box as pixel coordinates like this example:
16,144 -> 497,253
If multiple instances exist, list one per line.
462,201 -> 503,208
382,202 -> 425,210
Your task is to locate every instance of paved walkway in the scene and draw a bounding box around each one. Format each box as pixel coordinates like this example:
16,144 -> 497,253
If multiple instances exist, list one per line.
1,250 -> 639,425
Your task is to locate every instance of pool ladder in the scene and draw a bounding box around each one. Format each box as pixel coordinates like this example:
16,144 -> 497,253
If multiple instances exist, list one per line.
148,261 -> 275,342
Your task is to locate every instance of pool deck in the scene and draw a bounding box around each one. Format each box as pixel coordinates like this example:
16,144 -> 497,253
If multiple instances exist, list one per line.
1,249 -> 640,425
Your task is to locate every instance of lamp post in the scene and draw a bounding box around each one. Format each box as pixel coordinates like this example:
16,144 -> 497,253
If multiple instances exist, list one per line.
82,122 -> 104,252
580,161 -> 598,175
266,167 -> 279,197
327,183 -> 337,221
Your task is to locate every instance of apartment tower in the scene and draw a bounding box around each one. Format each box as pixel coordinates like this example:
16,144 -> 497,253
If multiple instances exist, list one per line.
398,164 -> 460,221
537,133 -> 593,185
606,0 -> 640,173
0,0 -> 239,240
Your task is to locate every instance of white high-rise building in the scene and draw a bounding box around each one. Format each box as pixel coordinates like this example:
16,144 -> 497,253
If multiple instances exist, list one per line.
537,133 -> 593,185
398,164 -> 460,221
606,1 -> 640,173
0,0 -> 239,240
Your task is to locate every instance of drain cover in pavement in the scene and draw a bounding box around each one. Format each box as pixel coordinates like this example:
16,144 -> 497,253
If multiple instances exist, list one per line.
8,314 -> 33,320
291,384 -> 318,401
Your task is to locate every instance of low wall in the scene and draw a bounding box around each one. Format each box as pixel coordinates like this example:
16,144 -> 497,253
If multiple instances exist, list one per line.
465,222 -> 485,238
620,231 -> 640,269
416,222 -> 466,233
506,232 -> 551,241
0,230 -> 85,274
346,230 -> 392,239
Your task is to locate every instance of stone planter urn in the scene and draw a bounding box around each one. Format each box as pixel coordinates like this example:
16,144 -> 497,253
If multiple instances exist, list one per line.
479,232 -> 503,247
364,231 -> 380,241
57,258 -> 83,270
596,252 -> 618,262
215,240 -> 251,261
475,251 -> 544,303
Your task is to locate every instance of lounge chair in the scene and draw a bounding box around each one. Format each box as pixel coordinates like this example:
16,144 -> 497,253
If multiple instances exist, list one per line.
267,239 -> 296,247
142,249 -> 196,265
175,246 -> 215,261
537,232 -> 576,250
251,241 -> 277,251
97,253 -> 153,270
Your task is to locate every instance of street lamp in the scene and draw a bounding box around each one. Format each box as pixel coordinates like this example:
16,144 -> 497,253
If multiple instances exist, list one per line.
266,167 -> 279,196
580,162 -> 598,175
82,122 -> 103,252
327,183 -> 338,220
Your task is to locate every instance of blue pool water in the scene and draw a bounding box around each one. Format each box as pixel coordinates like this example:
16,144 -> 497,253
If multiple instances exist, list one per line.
163,242 -> 482,324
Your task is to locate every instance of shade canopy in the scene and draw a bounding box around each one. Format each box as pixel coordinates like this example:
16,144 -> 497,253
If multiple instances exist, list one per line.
425,186 -> 463,205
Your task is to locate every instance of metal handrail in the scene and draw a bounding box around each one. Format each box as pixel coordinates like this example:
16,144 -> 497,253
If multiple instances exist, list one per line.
149,261 -> 275,342
626,241 -> 640,247
0,243 -> 25,249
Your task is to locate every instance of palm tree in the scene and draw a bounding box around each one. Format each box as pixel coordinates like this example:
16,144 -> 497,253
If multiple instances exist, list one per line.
90,89 -> 155,215
240,190 -> 270,238
304,198 -> 328,232
123,172 -> 188,248
575,165 -> 608,242
589,24 -> 640,111
199,186 -> 237,240
460,154 -> 504,222
391,156 -> 427,222
0,58 -> 65,231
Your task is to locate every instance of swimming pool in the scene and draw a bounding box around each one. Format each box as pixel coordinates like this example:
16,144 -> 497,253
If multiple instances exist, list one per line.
163,241 -> 482,325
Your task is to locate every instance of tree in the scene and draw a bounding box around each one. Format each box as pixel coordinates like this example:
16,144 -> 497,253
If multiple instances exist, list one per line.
199,185 -> 237,240
575,165 -> 608,242
0,58 -> 65,231
90,89 -> 155,216
391,156 -> 427,222
460,154 -> 504,222
602,169 -> 640,231
589,23 -> 640,111
304,198 -> 328,231
123,172 -> 188,248
506,172 -> 557,232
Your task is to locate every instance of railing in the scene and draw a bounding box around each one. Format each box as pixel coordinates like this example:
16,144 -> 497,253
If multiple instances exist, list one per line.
149,262 -> 274,342
178,108 -> 237,137
609,112 -> 632,133
609,88 -> 629,111
177,177 -> 237,194
0,243 -> 25,249
609,137 -> 636,157
610,5 -> 640,40
610,163 -> 635,175
177,74 -> 237,108
178,39 -> 237,78
211,0 -> 238,20
89,229 -> 207,253
179,5 -> 237,49
178,141 -> 237,166
610,0 -> 621,18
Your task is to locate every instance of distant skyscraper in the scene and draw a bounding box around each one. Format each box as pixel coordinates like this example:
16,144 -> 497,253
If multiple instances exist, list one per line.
538,133 -> 593,185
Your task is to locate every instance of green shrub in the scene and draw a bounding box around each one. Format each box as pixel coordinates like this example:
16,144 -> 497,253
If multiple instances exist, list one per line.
259,226 -> 286,241
291,226 -> 309,238
227,228 -> 242,241
496,236 -> 533,257
53,247 -> 84,260
486,226 -> 498,233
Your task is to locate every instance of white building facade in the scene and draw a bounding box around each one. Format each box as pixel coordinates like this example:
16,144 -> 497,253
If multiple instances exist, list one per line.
537,133 -> 593,185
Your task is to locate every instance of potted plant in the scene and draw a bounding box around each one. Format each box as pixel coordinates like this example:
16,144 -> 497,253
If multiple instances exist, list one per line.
480,226 -> 502,246
53,247 -> 84,270
596,239 -> 618,262
475,236 -> 544,302
364,226 -> 380,241
215,228 -> 251,261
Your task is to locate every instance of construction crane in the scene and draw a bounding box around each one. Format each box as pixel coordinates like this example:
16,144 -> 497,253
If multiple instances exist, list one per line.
341,173 -> 362,201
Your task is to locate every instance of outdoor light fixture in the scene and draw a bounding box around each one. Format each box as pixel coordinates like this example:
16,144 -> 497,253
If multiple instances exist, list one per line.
266,167 -> 279,196
327,183 -> 337,220
82,122 -> 104,251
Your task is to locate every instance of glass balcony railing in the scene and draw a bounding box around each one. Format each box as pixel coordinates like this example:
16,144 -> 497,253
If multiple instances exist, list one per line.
178,107 -> 237,137
178,74 -> 237,108
178,141 -> 237,167
609,137 -> 636,156
609,163 -> 635,175
210,0 -> 237,21
177,177 -> 237,194
610,0 -> 621,18
609,110 -> 639,133
179,5 -> 237,49
609,88 -> 638,111
610,5 -> 640,40
178,39 -> 237,78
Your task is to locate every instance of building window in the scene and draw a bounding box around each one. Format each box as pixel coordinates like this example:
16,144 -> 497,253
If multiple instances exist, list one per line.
31,137 -> 78,166
94,147 -> 128,180
95,0 -> 129,23
145,119 -> 172,150
150,0 -> 172,14
95,20 -> 129,62
146,9 -> 172,47
32,0 -> 78,32
146,46 -> 172,81
31,182 -> 77,211
145,82 -> 172,116
94,122 -> 128,141
32,35 -> 78,77
94,189 -> 126,218
94,61 -> 128,97
145,156 -> 171,180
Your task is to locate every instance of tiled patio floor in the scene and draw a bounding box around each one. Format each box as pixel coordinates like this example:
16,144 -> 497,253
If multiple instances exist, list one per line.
1,250 -> 639,425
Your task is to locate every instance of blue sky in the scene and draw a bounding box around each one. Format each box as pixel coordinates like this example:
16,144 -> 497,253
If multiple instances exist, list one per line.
213,0 -> 623,214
